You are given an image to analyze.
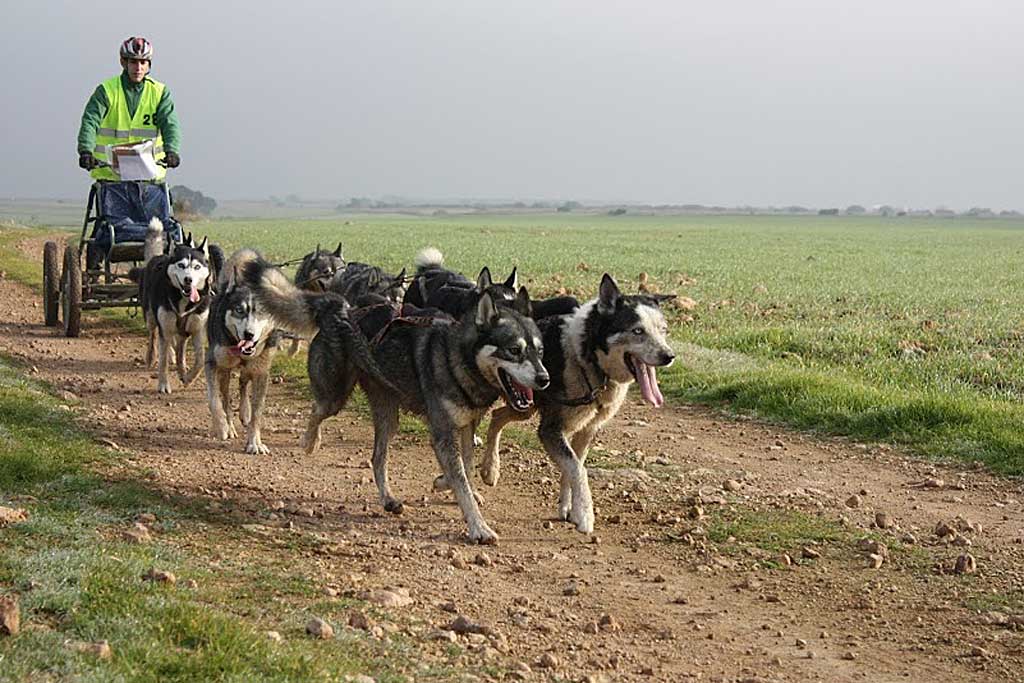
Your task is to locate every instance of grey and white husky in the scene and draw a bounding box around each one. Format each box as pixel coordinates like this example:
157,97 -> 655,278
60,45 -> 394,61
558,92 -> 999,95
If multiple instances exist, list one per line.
204,249 -> 285,454
130,220 -> 221,393
471,273 -> 675,534
240,254 -> 550,544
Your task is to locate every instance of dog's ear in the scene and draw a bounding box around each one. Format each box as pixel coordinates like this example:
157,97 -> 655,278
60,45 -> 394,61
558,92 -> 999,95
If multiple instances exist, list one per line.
198,236 -> 209,259
504,266 -> 518,290
513,286 -> 533,318
315,243 -> 322,255
185,232 -> 195,248
476,267 -> 493,290
333,242 -> 344,259
597,273 -> 621,313
475,291 -> 500,327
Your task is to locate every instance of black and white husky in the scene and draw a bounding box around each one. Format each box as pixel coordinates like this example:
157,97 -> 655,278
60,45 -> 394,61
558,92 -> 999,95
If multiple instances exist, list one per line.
239,253 -> 551,544
132,220 -> 221,393
204,249 -> 285,454
472,274 -> 676,534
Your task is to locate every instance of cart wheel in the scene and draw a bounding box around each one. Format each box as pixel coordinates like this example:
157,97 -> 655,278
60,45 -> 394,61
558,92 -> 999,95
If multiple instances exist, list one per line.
42,241 -> 59,326
62,245 -> 82,337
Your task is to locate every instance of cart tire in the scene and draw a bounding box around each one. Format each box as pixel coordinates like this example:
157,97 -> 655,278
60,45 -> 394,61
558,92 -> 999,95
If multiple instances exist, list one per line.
43,241 -> 59,326
62,245 -> 82,337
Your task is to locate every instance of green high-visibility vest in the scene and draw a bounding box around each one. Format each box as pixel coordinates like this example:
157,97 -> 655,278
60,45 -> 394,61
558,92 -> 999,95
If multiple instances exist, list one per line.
91,75 -> 167,181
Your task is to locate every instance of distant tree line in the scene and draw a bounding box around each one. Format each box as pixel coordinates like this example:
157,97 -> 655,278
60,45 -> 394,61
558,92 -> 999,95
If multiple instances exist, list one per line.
171,185 -> 216,216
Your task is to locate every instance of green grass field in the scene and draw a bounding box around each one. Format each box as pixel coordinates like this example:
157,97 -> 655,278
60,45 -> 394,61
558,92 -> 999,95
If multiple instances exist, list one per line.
9,211 -> 1024,473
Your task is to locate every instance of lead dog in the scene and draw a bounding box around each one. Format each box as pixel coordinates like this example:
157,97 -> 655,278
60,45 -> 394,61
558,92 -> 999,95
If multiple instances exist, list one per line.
440,274 -> 675,534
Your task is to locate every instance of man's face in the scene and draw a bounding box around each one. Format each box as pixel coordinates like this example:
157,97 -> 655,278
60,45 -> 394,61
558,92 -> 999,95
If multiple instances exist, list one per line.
121,57 -> 151,83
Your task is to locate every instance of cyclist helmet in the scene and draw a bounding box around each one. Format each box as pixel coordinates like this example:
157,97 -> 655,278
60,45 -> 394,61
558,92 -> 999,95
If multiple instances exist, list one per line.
120,36 -> 153,61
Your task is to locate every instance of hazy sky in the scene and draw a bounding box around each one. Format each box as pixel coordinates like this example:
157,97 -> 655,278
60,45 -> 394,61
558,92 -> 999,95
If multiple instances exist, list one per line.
2,1 -> 1022,209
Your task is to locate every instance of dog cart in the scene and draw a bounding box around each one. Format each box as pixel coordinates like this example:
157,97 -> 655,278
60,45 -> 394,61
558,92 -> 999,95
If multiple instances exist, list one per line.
43,170 -> 182,337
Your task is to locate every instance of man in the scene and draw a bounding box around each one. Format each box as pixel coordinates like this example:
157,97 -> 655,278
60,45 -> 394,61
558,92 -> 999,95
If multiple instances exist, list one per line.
77,36 -> 181,181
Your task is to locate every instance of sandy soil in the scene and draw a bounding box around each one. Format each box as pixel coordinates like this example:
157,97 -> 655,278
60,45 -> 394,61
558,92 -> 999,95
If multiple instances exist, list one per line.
3,234 -> 1024,682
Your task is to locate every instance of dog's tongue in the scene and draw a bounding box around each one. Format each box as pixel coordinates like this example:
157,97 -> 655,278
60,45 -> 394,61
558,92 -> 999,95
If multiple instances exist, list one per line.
637,362 -> 664,407
510,380 -> 533,405
189,285 -> 200,303
231,340 -> 256,355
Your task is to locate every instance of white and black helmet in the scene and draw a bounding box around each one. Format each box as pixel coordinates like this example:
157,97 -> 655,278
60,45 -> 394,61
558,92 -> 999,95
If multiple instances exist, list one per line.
120,36 -> 153,61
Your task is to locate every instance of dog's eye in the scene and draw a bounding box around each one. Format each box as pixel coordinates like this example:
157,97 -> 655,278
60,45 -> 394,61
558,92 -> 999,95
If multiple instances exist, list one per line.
193,264 -> 202,270
177,263 -> 185,269
633,327 -> 645,336
506,347 -> 523,357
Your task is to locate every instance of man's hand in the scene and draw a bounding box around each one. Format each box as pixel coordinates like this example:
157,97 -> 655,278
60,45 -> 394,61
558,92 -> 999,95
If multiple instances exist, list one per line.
78,152 -> 97,170
164,151 -> 180,168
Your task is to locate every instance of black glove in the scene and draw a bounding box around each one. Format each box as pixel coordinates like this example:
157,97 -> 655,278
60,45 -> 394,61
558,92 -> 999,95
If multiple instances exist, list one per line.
164,151 -> 180,168
78,152 -> 97,170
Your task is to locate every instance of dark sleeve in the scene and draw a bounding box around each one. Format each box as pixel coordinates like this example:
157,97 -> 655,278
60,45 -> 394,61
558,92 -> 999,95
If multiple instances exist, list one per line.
154,87 -> 181,154
77,85 -> 109,154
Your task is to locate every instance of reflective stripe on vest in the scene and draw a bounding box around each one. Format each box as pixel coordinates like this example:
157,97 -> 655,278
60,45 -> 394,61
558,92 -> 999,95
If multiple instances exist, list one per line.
91,75 -> 167,181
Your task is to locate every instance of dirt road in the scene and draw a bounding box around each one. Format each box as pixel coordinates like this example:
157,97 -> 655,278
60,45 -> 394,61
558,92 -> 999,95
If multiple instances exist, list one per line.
4,235 -> 1024,682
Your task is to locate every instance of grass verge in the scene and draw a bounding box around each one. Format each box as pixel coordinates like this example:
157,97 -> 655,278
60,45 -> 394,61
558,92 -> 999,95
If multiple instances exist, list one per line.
0,355 -> 434,681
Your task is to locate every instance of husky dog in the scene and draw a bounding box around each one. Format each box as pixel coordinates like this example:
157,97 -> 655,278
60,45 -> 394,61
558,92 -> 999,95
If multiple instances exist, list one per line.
131,220 -> 222,393
241,255 -> 550,544
472,274 -> 675,534
295,242 -> 346,292
328,261 -> 408,307
204,249 -> 286,454
403,247 -> 518,318
286,242 -> 347,355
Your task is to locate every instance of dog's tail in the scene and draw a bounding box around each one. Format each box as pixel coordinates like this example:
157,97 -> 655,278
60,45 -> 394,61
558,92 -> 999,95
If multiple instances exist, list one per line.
208,244 -> 226,289
143,218 -> 165,263
237,250 -> 320,336
414,246 -> 443,274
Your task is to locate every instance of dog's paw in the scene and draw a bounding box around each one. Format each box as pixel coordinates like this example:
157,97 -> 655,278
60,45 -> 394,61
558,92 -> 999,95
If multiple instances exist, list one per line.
245,440 -> 270,455
302,432 -> 321,454
157,382 -> 172,395
467,521 -> 499,545
473,434 -> 484,448
558,493 -> 573,523
570,501 -> 595,534
383,498 -> 405,515
432,474 -> 451,492
480,454 -> 500,487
